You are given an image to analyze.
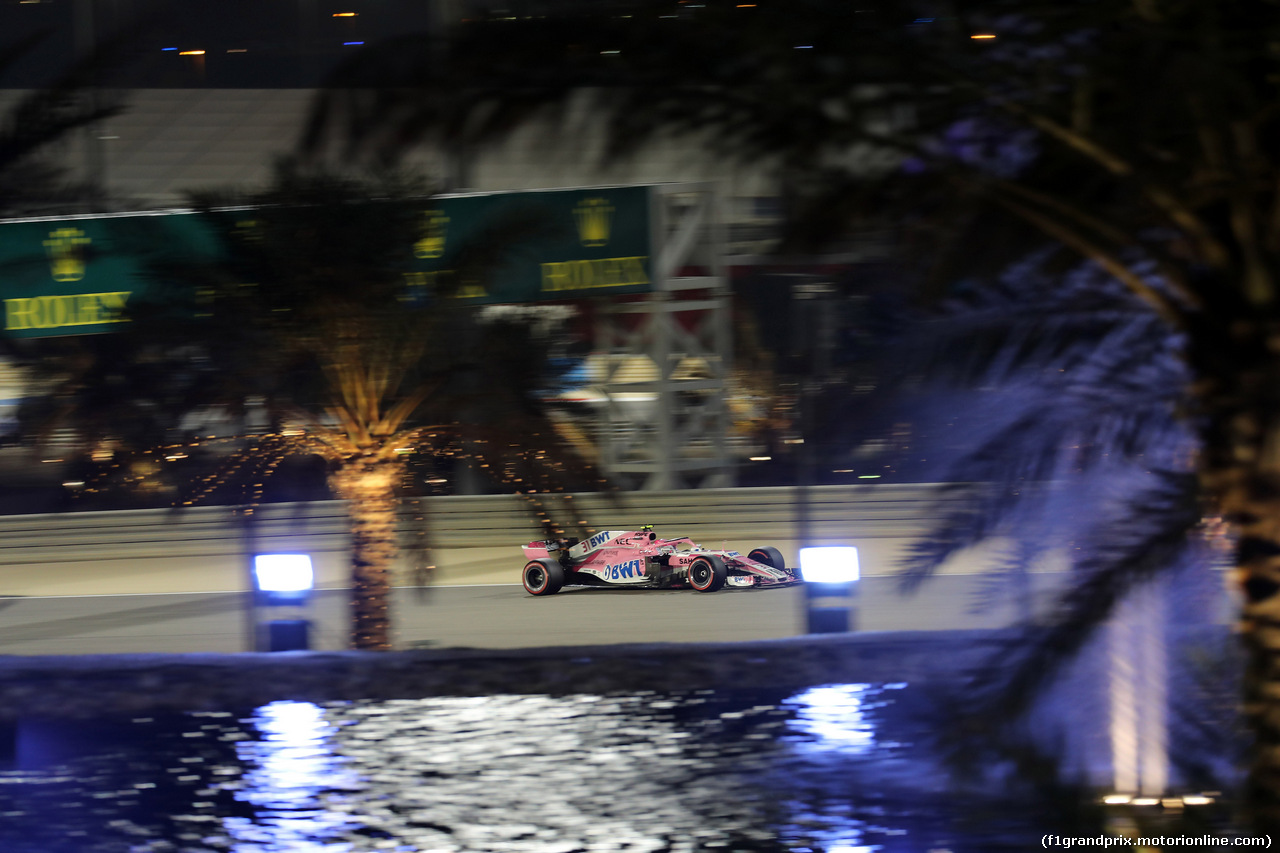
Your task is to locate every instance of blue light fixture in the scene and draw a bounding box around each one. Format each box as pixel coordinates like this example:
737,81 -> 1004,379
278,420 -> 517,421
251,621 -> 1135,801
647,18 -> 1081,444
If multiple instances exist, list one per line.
253,550 -> 313,612
252,553 -> 314,651
800,546 -> 860,633
253,553 -> 314,605
799,546 -> 860,583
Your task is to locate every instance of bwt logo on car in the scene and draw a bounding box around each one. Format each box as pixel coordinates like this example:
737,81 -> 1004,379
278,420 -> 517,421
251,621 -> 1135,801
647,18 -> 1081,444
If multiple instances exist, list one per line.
604,559 -> 644,580
585,531 -> 613,550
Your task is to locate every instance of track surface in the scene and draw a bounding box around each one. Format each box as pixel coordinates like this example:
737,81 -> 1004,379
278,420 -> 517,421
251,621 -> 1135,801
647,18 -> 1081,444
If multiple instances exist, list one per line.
0,574 -> 1060,655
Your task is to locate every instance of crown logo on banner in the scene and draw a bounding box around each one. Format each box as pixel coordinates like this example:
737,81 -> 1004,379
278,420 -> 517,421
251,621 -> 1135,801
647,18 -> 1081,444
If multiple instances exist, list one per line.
573,197 -> 614,247
414,210 -> 449,259
44,227 -> 91,282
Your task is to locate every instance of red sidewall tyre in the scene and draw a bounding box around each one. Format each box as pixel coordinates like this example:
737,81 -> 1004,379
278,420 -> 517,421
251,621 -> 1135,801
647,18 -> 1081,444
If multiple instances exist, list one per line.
688,555 -> 727,592
523,558 -> 565,596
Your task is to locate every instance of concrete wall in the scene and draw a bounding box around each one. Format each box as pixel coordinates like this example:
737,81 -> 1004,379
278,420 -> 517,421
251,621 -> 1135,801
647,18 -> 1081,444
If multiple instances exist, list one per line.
0,88 -> 776,214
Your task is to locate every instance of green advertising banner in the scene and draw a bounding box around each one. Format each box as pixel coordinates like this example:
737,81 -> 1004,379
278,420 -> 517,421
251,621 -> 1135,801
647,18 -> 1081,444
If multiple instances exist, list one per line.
0,211 -> 219,339
0,185 -> 652,339
407,185 -> 652,304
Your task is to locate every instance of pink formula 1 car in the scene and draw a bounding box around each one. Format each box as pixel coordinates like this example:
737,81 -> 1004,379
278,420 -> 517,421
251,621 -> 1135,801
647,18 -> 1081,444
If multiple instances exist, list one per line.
521,526 -> 800,596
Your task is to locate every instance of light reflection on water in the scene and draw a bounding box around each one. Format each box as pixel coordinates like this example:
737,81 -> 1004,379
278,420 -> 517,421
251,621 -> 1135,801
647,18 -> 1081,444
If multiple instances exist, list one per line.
774,685 -> 881,853
0,683 -> 971,852
226,700 -> 362,852
785,685 -> 877,754
313,692 -> 786,851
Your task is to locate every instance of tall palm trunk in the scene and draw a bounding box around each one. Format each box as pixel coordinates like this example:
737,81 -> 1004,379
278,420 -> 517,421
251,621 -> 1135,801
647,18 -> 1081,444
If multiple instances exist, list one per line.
330,456 -> 400,651
1194,324 -> 1280,827
1212,452 -> 1280,828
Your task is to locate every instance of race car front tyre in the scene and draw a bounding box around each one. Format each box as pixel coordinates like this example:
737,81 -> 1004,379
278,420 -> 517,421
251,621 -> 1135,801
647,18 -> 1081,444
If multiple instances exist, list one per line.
523,558 -> 565,596
688,555 -> 728,592
747,546 -> 786,570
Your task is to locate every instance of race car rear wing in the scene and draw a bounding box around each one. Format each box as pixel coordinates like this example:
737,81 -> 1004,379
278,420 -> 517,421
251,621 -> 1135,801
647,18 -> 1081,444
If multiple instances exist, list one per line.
567,530 -> 621,560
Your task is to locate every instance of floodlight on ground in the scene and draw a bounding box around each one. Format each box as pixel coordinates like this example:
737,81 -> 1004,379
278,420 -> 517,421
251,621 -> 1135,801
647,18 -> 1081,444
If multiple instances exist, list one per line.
254,553 -> 313,592
800,545 -> 860,634
252,554 -> 314,651
253,554 -> 314,606
799,546 -> 860,584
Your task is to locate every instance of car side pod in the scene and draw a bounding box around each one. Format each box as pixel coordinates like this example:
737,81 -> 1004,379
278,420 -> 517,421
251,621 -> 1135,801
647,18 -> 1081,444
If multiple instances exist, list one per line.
523,557 -> 566,596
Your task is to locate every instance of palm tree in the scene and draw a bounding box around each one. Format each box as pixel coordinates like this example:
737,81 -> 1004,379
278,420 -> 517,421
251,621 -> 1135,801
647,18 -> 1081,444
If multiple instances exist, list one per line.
17,160 -> 602,650
890,247 -> 1205,686
301,0 -> 1280,818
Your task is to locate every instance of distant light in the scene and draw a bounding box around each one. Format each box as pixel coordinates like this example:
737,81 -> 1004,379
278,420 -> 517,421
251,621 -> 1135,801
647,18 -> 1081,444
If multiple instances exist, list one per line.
254,554 -> 314,594
799,546 -> 860,584
795,45 -> 814,49
1182,795 -> 1214,806
914,17 -> 935,22
343,41 -> 364,45
1102,794 -> 1132,805
332,11 -> 358,16
737,3 -> 757,6
600,50 -> 621,54
227,48 -> 248,53
161,47 -> 178,51
786,685 -> 873,754
749,456 -> 772,462
62,480 -> 84,488
832,469 -> 852,473
970,33 -> 997,39
1131,797 -> 1160,806
179,50 -> 206,56
857,474 -> 881,479
784,438 -> 804,445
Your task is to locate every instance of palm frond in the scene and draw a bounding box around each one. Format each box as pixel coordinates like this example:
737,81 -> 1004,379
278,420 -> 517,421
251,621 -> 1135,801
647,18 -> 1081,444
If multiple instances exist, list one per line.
969,536 -> 1045,618
965,467 -> 1203,719
884,248 -> 1191,588
0,28 -> 133,173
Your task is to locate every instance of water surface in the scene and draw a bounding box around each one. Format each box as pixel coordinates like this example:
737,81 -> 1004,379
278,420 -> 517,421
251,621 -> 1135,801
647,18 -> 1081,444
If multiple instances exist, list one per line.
0,683 -> 1028,852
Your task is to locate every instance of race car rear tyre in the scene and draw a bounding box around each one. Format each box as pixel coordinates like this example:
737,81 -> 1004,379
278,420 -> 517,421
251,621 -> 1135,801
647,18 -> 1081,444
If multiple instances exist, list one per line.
688,555 -> 727,592
523,558 -> 565,596
748,546 -> 786,570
